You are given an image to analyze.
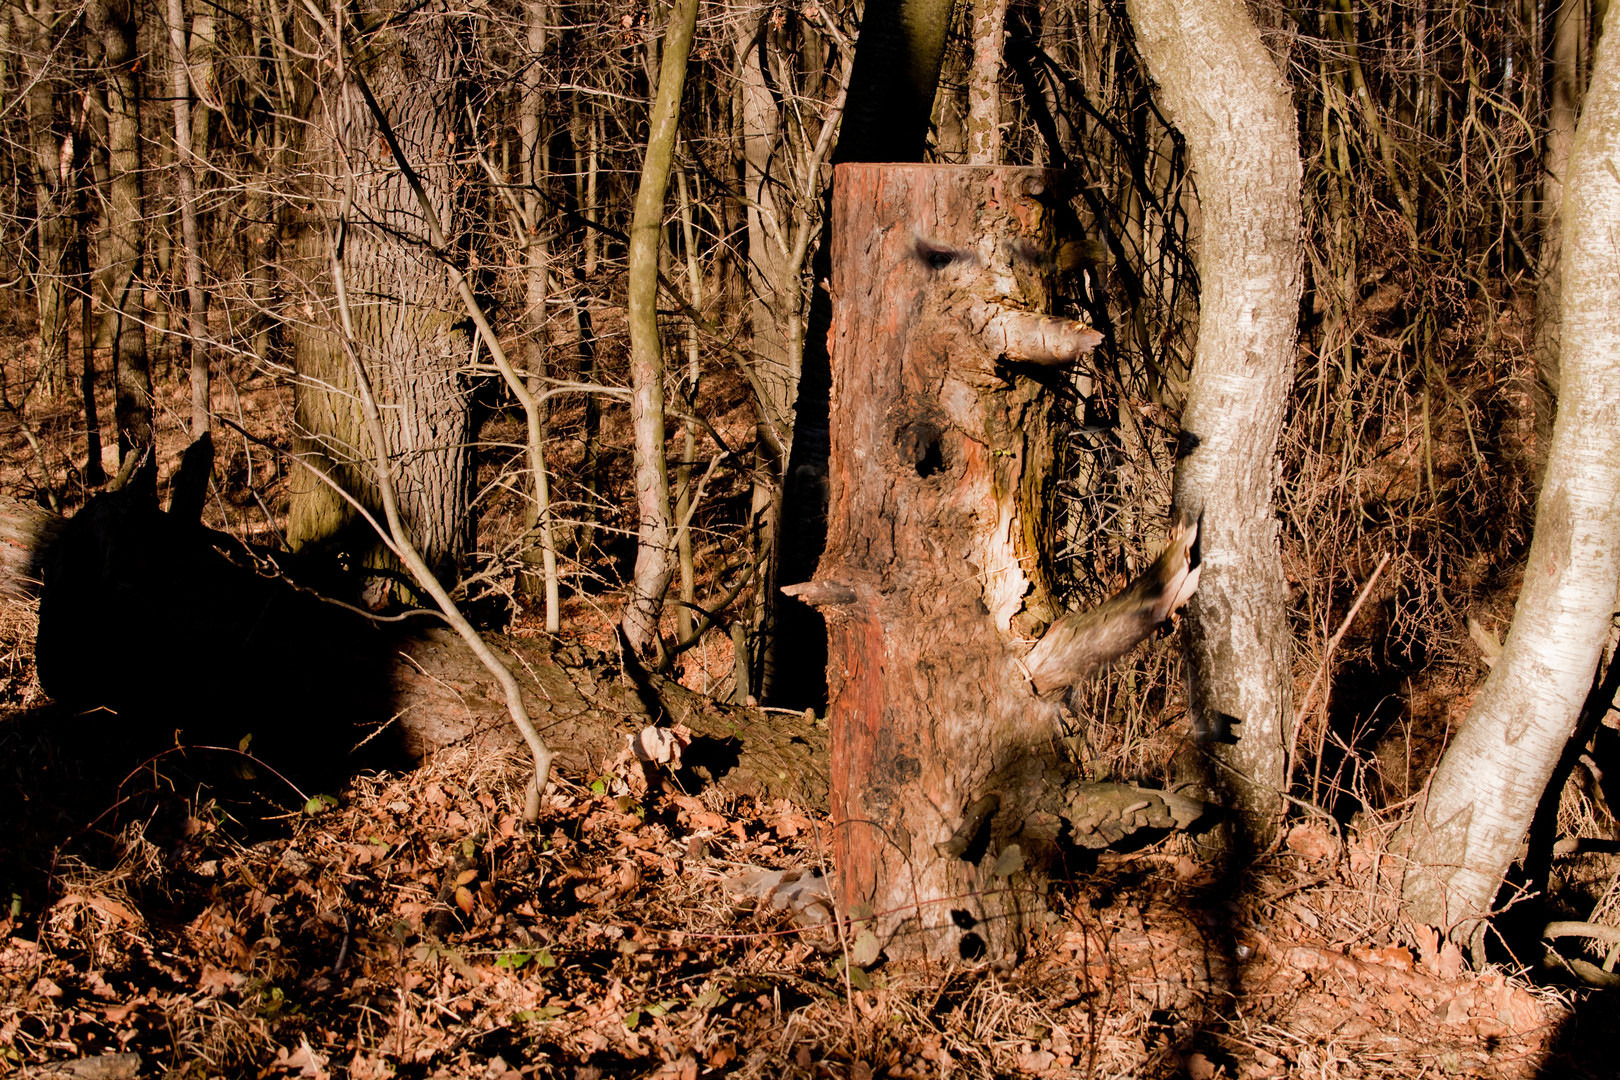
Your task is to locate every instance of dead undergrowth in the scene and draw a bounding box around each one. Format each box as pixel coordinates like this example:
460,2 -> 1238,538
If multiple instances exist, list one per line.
0,591 -> 1592,1079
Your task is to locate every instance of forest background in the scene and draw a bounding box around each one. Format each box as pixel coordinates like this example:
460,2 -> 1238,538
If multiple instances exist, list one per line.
0,0 -> 1618,1076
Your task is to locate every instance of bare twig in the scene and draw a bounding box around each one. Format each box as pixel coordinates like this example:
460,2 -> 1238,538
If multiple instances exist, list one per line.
1288,551 -> 1392,807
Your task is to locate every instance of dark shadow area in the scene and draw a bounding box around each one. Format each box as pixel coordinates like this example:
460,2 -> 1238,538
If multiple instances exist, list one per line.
0,438 -> 419,916
1535,992 -> 1620,1079
36,457 -> 412,795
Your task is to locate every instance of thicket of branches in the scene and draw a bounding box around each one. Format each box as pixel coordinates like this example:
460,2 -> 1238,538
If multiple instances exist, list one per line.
0,0 -> 1595,808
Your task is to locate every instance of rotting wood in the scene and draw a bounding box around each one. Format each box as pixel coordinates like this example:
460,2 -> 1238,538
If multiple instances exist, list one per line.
0,494 -> 62,600
794,163 -> 1202,964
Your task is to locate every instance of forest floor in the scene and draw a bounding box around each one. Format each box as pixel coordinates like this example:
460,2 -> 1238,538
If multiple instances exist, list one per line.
0,325 -> 1614,1078
0,594 -> 1610,1080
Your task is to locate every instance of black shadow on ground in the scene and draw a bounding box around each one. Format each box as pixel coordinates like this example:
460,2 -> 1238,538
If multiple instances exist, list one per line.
0,446 -> 415,917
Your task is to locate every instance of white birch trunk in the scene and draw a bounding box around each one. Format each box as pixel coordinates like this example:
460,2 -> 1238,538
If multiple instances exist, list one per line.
1531,0 -> 1591,455
966,0 -> 1008,165
1400,13 -> 1620,933
1126,0 -> 1302,847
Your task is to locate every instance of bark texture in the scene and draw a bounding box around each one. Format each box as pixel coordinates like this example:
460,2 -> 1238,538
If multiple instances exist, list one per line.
1127,0 -> 1302,847
735,14 -> 792,693
1531,0 -> 1593,457
1400,18 -> 1620,933
16,0 -> 72,396
798,164 -> 1101,961
0,493 -> 63,600
966,0 -> 1009,164
287,2 -> 474,582
91,0 -> 153,457
165,0 -> 210,437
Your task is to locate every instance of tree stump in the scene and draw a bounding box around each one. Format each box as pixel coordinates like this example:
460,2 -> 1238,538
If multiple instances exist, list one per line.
787,165 -> 1106,961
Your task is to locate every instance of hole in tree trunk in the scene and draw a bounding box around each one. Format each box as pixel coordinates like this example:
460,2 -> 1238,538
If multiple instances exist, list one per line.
896,420 -> 946,478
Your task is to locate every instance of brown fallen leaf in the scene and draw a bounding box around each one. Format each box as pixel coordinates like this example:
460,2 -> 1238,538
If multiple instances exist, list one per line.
1285,823 -> 1337,863
31,1052 -> 142,1080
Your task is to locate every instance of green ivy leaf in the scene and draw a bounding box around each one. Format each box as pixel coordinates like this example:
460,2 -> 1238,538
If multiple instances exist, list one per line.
303,793 -> 338,815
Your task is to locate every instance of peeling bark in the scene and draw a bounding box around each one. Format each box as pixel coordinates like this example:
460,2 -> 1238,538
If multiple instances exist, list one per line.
803,164 -> 1151,962
287,1 -> 474,583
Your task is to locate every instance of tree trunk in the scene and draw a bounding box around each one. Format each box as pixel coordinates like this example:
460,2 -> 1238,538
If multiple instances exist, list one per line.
673,162 -> 702,647
789,164 -> 1109,962
1127,0 -> 1302,851
774,0 -> 954,708
165,0 -> 210,437
967,0 -> 1009,165
1532,0 -> 1594,460
287,2 -> 474,584
735,14 -> 794,696
622,0 -> 699,659
516,0 -> 561,632
1399,12 -> 1620,935
91,0 -> 153,458
17,0 -> 73,398
833,0 -> 956,165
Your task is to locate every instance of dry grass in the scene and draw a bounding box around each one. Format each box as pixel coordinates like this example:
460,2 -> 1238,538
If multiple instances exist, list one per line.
0,714 -> 1588,1079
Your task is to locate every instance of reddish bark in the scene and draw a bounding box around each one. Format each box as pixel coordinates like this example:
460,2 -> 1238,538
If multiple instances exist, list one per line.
789,164 -> 1097,960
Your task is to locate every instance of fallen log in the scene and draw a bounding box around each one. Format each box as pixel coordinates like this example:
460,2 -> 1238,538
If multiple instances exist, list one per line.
4,475 -> 826,810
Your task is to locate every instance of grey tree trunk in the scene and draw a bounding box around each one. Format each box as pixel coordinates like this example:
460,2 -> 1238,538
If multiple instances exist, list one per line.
1400,10 -> 1620,935
165,0 -> 210,437
287,2 -> 474,583
1532,0 -> 1594,459
16,0 -> 73,397
735,13 -> 796,695
966,0 -> 1009,164
91,0 -> 153,458
1127,0 -> 1302,849
515,0 -> 561,632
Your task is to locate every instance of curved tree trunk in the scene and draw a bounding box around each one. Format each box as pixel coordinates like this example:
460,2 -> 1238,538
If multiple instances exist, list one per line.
832,0 -> 955,165
622,0 -> 699,659
286,2 -> 474,584
1400,13 -> 1620,935
1127,0 -> 1302,851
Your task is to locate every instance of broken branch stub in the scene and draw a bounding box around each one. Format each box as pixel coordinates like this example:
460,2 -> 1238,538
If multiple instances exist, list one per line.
1025,513 -> 1202,695
980,308 -> 1104,366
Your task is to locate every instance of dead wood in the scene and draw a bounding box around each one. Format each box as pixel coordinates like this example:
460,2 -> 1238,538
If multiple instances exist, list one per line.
802,163 -> 1204,962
